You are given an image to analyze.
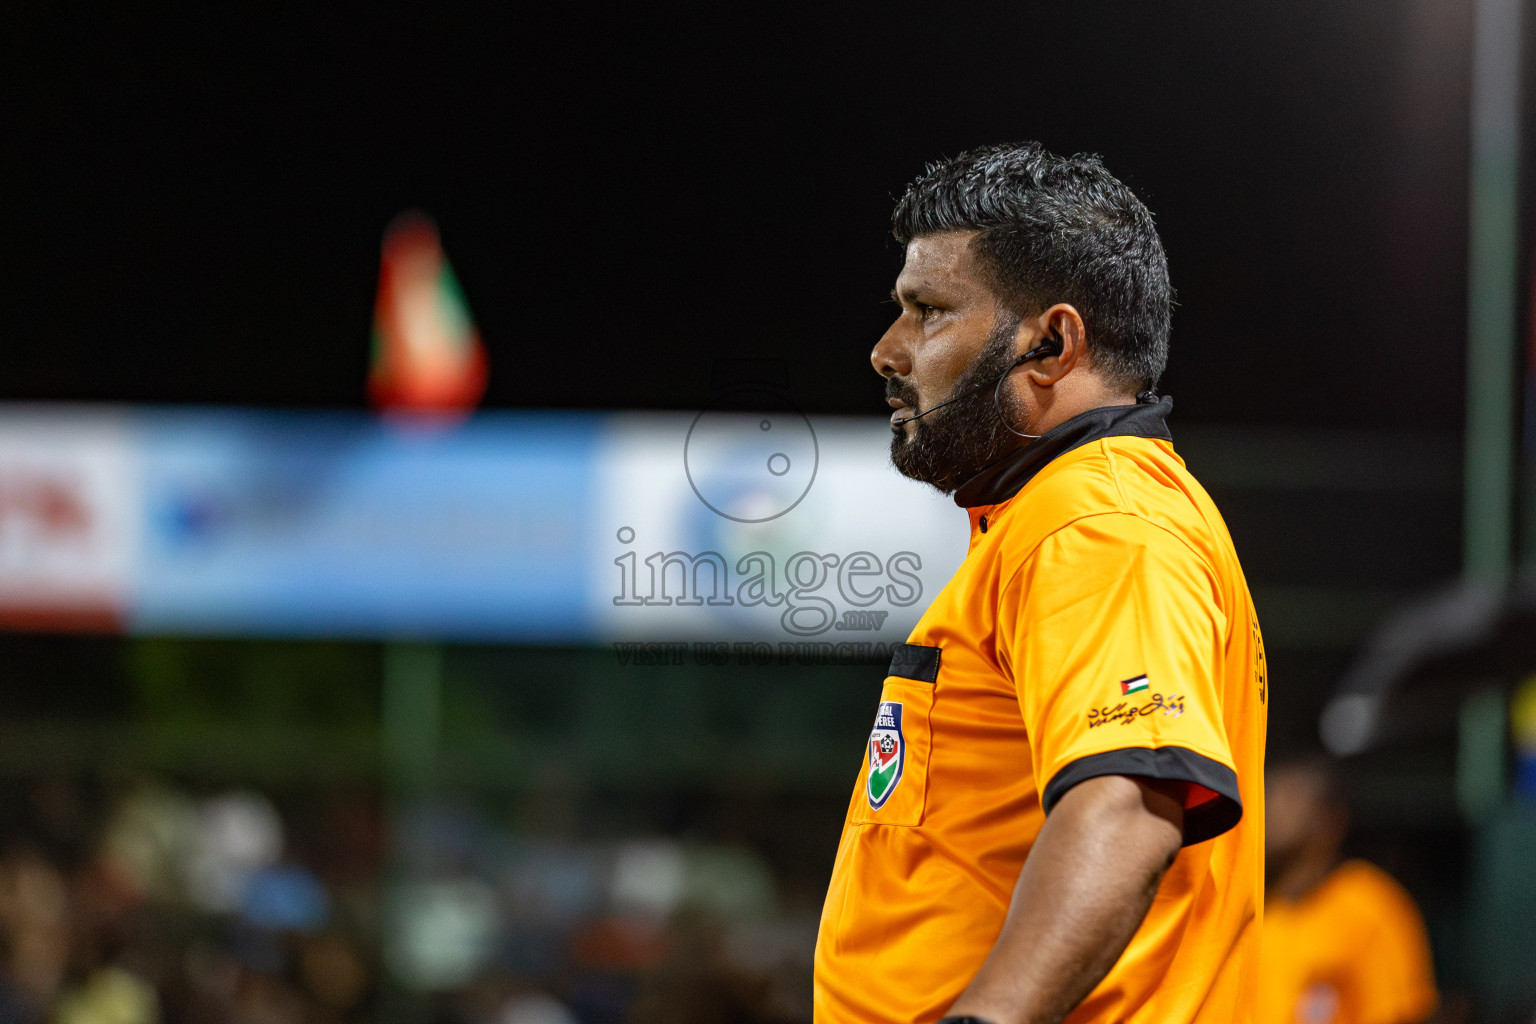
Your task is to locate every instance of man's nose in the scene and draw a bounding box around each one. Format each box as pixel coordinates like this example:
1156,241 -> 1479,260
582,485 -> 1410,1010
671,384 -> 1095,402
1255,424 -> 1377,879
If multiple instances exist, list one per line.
871,323 -> 911,379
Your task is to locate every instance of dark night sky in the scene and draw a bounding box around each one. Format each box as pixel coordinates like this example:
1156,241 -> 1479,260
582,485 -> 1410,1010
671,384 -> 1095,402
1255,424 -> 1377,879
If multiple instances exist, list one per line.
0,2 -> 1485,429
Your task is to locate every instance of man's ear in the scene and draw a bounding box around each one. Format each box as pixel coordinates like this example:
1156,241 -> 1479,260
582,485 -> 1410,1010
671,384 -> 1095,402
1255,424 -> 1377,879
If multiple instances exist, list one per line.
1023,304 -> 1087,387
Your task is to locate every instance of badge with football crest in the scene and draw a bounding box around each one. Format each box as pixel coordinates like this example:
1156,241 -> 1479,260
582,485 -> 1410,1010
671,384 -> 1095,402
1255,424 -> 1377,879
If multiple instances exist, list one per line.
866,701 -> 905,810
853,644 -> 936,826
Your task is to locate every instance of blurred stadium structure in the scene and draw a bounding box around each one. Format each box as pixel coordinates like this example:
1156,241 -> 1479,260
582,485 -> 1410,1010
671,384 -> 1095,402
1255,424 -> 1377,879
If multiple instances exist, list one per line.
0,403 -> 1490,1022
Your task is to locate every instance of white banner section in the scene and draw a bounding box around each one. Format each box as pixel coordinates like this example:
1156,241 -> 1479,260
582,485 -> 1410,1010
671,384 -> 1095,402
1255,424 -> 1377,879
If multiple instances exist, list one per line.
589,412 -> 969,647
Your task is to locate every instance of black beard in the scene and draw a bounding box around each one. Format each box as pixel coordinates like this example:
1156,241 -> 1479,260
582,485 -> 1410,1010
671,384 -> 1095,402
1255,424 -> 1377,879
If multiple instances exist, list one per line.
888,317 -> 1028,494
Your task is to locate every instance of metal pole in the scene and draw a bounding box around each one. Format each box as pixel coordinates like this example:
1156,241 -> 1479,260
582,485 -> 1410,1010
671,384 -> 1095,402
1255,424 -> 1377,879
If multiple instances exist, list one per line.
1464,0 -> 1524,585
1457,687 -> 1509,822
382,642 -> 442,796
380,642 -> 442,1024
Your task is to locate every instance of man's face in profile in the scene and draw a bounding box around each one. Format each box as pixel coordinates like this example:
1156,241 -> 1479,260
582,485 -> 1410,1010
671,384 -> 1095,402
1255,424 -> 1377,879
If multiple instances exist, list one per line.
873,232 -> 1027,494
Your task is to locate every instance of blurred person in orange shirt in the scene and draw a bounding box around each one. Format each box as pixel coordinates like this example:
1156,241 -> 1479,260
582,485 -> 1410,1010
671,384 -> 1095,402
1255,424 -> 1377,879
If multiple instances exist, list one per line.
1261,757 -> 1438,1024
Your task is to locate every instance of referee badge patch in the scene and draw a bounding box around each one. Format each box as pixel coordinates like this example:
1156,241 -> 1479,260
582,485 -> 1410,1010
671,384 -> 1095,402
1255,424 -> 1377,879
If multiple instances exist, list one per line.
866,701 -> 905,810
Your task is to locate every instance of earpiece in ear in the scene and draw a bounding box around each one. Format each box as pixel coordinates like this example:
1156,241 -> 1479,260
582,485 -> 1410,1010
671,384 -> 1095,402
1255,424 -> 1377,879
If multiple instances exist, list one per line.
1013,330 -> 1064,366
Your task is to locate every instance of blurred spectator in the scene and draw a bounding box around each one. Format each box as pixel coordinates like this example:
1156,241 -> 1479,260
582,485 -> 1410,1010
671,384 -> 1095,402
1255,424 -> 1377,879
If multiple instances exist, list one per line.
491,991 -> 579,1024
626,914 -> 794,1024
296,931 -> 369,1016
1260,757 -> 1438,1024
54,966 -> 157,1024
185,792 -> 283,914
0,847 -> 70,1021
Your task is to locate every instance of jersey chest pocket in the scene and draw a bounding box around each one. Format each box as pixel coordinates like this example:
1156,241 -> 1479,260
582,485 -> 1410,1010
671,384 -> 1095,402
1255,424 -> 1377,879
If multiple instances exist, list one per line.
852,643 -> 939,827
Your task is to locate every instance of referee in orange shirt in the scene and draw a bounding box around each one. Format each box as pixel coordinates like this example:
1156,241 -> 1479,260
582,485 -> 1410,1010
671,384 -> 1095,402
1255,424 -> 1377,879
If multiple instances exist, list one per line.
1260,758 -> 1438,1024
813,143 -> 1267,1023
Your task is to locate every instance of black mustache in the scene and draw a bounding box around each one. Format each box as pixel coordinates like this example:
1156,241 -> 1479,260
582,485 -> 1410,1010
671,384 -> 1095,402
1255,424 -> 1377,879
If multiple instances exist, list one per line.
885,379 -> 920,408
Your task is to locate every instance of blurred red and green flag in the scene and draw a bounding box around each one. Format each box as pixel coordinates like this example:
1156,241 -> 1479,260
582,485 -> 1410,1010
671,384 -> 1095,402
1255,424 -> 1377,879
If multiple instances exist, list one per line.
368,212 -> 487,418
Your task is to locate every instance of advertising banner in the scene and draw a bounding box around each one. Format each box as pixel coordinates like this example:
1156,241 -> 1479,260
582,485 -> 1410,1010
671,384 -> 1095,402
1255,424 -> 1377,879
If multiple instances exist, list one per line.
0,406 -> 968,646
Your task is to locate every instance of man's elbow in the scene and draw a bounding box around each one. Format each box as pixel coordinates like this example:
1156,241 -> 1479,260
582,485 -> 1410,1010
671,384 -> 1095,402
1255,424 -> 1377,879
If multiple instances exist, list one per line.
1054,773 -> 1186,877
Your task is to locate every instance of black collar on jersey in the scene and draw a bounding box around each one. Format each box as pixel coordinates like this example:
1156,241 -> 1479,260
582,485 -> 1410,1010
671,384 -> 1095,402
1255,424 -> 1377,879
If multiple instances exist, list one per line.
952,395 -> 1174,509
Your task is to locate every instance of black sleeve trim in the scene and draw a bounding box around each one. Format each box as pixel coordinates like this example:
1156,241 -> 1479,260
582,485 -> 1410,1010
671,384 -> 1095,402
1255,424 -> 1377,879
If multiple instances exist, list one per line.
1041,746 -> 1243,847
887,643 -> 941,683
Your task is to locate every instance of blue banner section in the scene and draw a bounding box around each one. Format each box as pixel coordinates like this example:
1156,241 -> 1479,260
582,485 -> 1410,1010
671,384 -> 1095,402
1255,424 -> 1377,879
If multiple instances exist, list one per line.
131,410 -> 600,640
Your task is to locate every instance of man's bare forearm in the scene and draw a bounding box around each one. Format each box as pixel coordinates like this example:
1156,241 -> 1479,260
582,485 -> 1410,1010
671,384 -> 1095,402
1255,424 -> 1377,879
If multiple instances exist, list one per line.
944,775 -> 1186,1024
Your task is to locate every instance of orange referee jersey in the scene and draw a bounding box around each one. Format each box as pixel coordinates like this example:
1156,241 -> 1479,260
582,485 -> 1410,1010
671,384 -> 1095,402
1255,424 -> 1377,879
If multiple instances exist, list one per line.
1259,861 -> 1437,1024
814,398 -> 1267,1023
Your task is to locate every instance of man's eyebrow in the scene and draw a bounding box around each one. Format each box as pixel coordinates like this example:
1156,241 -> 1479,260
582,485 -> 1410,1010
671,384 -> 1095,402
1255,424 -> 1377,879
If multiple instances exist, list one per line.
890,284 -> 933,305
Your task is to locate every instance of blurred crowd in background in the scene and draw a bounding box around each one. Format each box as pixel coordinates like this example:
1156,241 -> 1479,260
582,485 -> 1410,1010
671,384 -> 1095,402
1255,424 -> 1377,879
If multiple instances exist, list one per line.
0,633 -> 1530,1024
0,774 -> 818,1024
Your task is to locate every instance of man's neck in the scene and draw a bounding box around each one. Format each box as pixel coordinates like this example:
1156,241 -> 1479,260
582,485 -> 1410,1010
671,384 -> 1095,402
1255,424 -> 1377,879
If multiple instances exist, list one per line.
1025,385 -> 1138,440
948,393 -> 1172,509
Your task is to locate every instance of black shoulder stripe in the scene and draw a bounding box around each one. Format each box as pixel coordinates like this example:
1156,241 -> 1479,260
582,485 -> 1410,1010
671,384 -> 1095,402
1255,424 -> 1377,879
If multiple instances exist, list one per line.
888,643 -> 941,683
1041,746 -> 1243,847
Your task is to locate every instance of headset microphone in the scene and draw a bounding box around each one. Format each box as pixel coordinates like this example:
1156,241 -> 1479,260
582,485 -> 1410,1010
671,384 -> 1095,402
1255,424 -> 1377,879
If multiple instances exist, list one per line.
891,332 -> 1063,426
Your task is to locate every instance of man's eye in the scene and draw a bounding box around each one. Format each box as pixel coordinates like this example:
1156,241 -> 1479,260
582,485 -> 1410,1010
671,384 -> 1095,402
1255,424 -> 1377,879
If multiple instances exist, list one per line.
919,304 -> 940,321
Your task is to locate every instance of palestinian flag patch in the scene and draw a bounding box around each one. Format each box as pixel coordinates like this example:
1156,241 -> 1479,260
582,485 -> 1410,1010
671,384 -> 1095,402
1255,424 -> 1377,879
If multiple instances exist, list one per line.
866,701 -> 905,810
1121,674 -> 1150,696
